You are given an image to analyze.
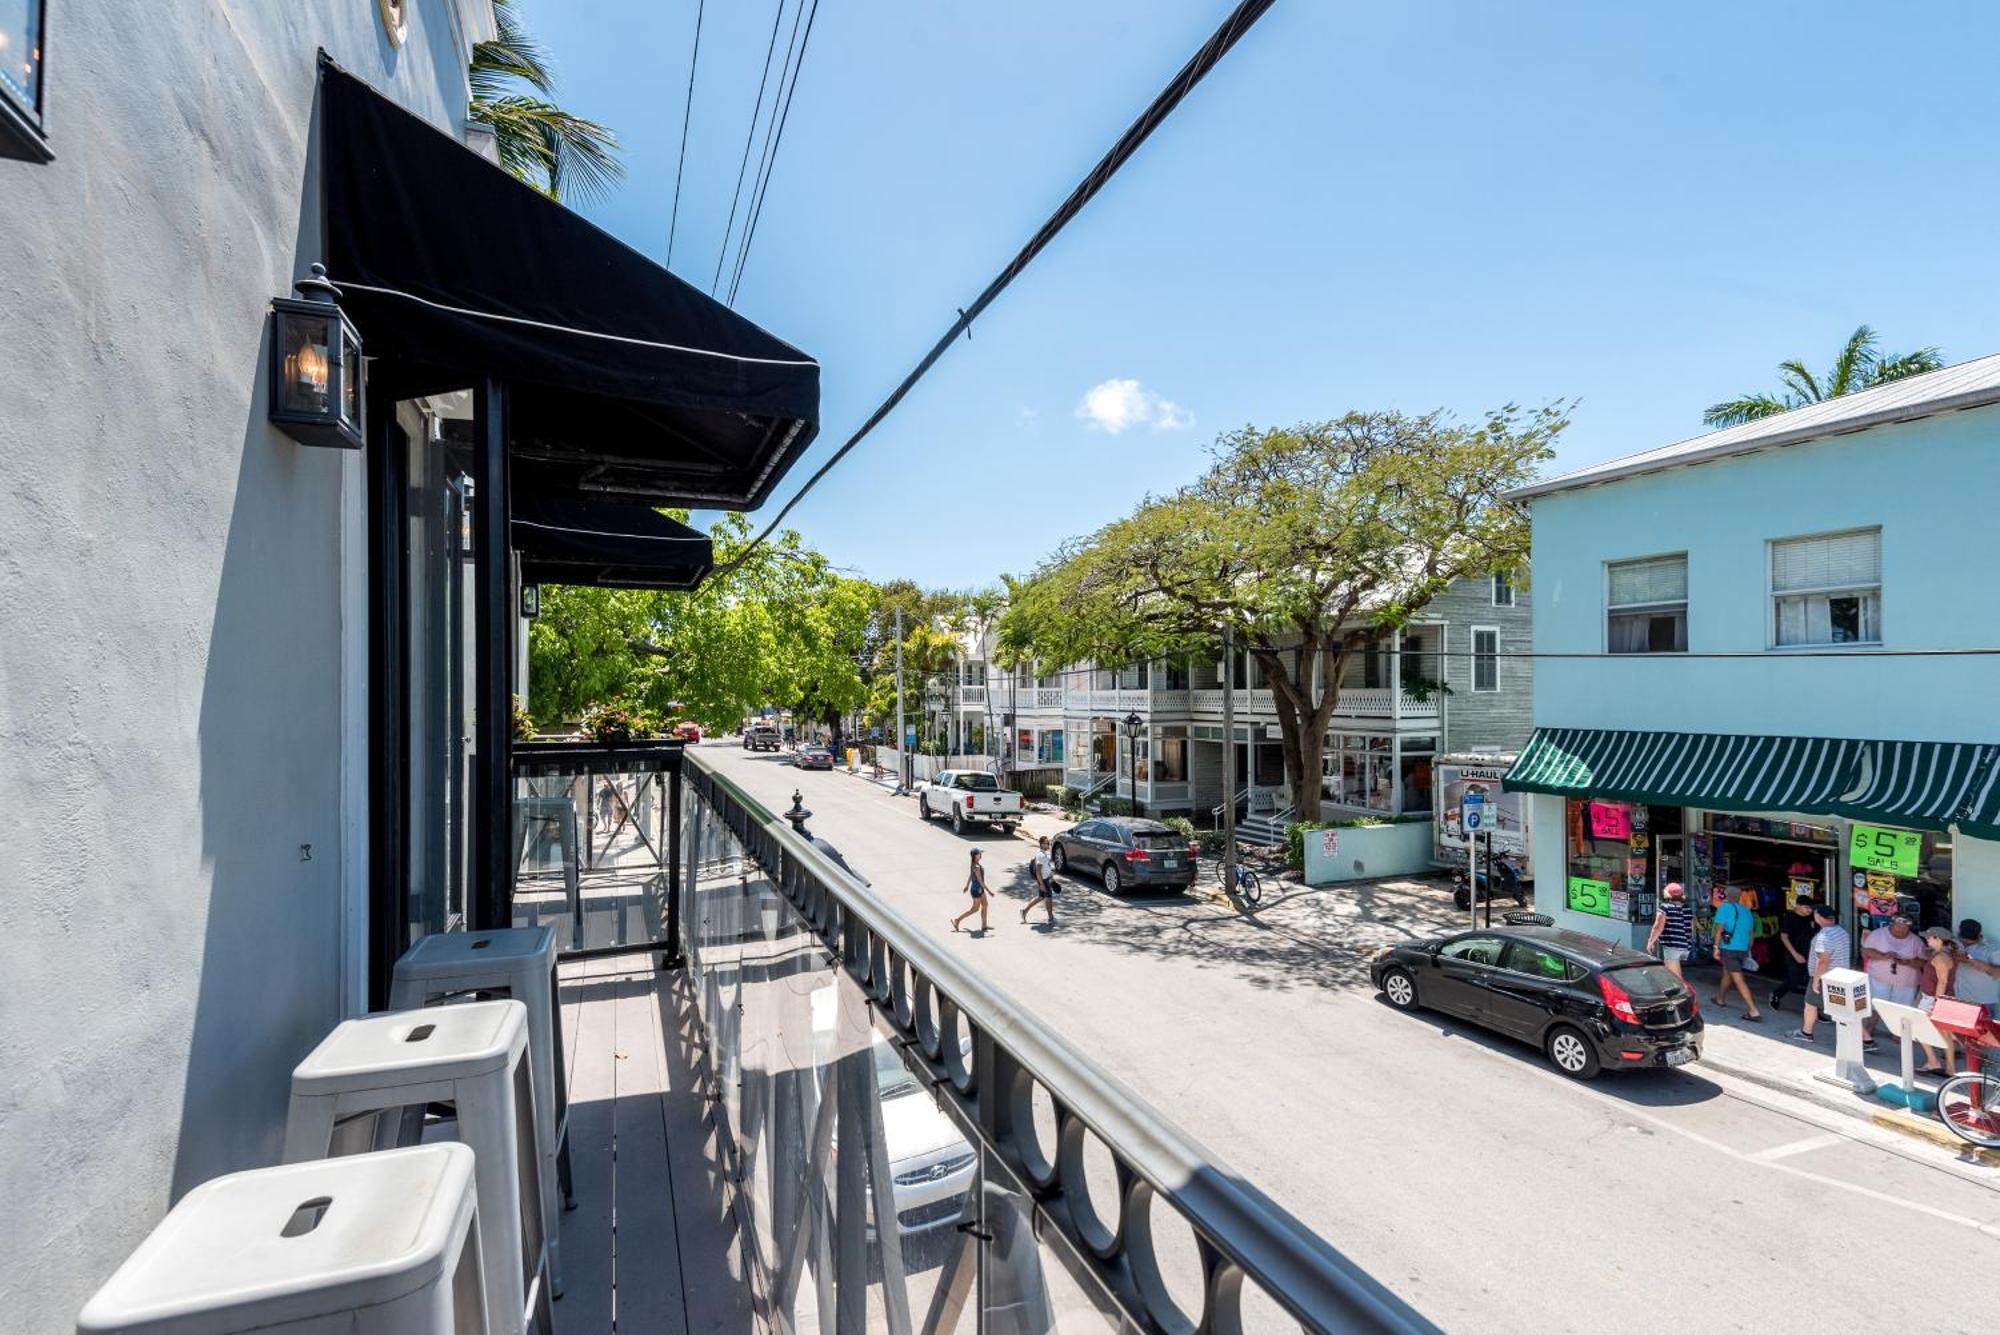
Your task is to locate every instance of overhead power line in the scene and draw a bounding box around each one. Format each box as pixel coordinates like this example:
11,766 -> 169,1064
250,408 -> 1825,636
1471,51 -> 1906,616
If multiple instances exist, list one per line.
713,0 -> 1278,580
727,0 -> 822,305
665,0 -> 708,268
712,0 -> 792,295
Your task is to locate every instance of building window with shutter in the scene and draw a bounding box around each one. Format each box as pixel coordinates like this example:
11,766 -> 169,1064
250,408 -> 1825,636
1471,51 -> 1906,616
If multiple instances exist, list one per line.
1472,627 -> 1500,691
1607,554 -> 1688,653
1492,571 -> 1515,606
1771,528 -> 1880,647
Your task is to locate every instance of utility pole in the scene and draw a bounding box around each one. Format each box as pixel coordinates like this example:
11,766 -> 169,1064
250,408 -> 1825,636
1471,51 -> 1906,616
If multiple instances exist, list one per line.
1222,624 -> 1238,899
894,606 -> 908,794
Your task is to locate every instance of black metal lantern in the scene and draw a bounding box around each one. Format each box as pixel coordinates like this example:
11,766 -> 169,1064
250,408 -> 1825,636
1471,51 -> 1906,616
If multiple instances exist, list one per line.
520,583 -> 542,619
268,264 -> 364,450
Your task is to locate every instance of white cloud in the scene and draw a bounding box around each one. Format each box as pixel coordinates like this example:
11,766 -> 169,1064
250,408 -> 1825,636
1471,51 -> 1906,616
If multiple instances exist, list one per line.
1075,378 -> 1192,434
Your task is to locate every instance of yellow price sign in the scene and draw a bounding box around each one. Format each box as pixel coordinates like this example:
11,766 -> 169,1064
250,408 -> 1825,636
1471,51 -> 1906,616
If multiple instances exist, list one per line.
1567,876 -> 1612,917
1849,824 -> 1922,878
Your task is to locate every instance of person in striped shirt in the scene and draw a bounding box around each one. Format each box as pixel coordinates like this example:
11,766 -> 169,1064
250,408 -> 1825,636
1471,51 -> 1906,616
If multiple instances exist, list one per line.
1788,903 -> 1852,1044
1646,881 -> 1695,981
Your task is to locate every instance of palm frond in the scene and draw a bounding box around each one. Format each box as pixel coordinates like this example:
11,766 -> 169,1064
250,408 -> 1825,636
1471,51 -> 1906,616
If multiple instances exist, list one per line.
472,0 -> 556,98
1826,324 -> 1878,398
1702,394 -> 1793,428
1868,345 -> 1945,385
1775,360 -> 1823,404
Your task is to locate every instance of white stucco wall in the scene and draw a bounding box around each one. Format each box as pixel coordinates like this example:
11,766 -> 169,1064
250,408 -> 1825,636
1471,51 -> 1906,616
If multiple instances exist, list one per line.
0,3 -> 478,1326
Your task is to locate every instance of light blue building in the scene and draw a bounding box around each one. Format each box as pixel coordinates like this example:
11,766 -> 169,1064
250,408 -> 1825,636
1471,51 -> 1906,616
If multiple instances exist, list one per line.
1502,356 -> 2000,950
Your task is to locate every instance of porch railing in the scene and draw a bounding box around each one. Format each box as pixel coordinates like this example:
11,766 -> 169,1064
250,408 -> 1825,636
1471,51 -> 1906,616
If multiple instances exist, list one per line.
679,753 -> 1437,1335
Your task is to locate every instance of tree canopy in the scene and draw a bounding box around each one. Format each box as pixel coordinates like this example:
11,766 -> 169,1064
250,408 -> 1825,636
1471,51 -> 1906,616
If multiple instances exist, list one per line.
525,514 -> 868,733
1000,406 -> 1566,820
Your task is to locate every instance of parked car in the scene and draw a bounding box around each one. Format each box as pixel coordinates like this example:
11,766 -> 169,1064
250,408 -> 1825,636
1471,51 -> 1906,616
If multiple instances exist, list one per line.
743,724 -> 780,751
1369,925 -> 1703,1080
916,770 -> 1024,836
794,745 -> 835,771
1049,817 -> 1197,895
676,720 -> 702,742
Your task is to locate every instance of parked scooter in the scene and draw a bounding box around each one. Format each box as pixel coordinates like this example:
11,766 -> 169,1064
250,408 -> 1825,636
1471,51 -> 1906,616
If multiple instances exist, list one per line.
1453,848 -> 1528,911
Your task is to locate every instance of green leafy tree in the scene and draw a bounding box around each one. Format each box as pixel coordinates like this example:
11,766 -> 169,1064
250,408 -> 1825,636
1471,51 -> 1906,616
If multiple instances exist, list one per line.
1001,406 -> 1566,822
470,0 -> 623,205
1702,325 -> 1943,428
526,515 -> 868,731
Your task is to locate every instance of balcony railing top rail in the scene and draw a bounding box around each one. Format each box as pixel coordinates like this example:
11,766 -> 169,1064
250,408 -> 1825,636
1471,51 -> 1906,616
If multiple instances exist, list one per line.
684,752 -> 1438,1335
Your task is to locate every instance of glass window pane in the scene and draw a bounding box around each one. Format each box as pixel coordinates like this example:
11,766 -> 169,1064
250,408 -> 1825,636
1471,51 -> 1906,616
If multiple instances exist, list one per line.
1772,530 -> 1879,592
1608,555 -> 1687,606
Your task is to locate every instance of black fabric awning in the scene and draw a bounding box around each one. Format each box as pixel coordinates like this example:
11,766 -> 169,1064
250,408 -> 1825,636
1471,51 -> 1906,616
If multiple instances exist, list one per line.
317,58 -> 819,508
513,494 -> 713,590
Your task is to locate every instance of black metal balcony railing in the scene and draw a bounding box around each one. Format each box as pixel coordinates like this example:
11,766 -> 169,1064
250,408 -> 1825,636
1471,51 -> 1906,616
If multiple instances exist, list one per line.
677,752 -> 1439,1335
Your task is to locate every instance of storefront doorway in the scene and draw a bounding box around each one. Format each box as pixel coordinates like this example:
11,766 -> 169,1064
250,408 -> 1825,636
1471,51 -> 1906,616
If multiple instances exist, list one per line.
1694,814 -> 1840,972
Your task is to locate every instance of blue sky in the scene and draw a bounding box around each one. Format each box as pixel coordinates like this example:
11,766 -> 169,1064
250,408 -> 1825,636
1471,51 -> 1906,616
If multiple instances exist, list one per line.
521,1 -> 2000,588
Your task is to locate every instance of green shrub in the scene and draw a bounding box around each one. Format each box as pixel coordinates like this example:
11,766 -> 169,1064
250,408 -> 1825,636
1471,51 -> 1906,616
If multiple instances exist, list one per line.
1284,820 -> 1334,870
1096,797 -> 1136,818
1163,815 -> 1196,844
1196,829 -> 1227,855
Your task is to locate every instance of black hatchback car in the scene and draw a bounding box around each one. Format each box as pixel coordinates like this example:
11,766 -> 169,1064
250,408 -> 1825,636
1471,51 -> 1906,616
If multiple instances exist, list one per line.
1370,925 -> 1702,1080
1050,817 -> 1197,895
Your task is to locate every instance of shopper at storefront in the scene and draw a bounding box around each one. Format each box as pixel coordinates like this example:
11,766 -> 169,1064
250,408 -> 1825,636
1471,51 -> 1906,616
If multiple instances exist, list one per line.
1953,919 -> 2000,1018
1769,897 -> 1819,1011
1710,888 -> 1765,1021
1647,881 -> 1695,980
1915,927 -> 1958,1075
1788,903 -> 1850,1046
1862,916 -> 1925,1007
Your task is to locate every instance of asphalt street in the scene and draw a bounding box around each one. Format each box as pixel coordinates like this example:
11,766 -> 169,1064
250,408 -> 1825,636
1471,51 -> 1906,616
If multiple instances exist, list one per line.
704,743 -> 2000,1334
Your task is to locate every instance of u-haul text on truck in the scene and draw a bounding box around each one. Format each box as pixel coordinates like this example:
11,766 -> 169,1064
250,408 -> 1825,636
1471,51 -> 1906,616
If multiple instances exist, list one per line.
1432,755 -> 1533,878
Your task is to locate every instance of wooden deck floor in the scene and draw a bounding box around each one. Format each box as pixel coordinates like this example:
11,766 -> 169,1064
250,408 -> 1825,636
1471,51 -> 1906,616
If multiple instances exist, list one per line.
555,956 -> 754,1335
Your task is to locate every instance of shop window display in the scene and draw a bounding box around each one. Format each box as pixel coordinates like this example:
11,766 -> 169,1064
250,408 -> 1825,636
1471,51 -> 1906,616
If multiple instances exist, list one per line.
1566,799 -> 1682,925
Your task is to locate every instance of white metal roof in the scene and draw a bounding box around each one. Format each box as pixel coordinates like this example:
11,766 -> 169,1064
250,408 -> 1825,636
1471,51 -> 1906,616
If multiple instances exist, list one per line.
1508,351 -> 2000,501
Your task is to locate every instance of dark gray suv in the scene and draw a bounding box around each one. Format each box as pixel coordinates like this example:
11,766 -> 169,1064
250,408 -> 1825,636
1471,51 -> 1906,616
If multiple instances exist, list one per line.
1050,817 -> 1198,895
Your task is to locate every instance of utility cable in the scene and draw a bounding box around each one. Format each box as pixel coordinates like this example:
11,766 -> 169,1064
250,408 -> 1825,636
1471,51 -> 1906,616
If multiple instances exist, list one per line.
712,0 -> 1279,579
721,0 -> 808,302
665,0 -> 708,268
727,0 -> 821,305
712,0 -> 793,295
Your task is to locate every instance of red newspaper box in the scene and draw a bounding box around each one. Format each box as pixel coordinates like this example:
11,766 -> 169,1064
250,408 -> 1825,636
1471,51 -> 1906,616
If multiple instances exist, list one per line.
1929,998 -> 2000,1073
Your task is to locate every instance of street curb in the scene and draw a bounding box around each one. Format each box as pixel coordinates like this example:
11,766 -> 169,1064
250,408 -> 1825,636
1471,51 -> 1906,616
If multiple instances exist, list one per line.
1870,1107 -> 2000,1165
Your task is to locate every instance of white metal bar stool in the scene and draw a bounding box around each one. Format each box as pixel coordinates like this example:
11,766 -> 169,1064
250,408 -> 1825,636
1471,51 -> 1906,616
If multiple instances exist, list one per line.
283,1001 -> 550,1335
77,1143 -> 487,1335
391,927 -> 571,1297
512,795 -> 581,948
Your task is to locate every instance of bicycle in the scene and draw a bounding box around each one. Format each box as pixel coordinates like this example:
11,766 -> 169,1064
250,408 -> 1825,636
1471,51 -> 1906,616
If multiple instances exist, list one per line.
1936,1069 -> 2000,1149
1227,862 -> 1263,908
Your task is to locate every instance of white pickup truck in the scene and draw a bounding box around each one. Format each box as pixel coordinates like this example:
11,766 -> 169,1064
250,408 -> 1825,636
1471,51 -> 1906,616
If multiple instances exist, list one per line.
917,770 -> 1024,836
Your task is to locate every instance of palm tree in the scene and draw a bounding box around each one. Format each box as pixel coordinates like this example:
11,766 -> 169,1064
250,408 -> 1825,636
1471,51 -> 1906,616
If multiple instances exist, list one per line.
470,0 -> 623,205
1703,325 -> 1944,428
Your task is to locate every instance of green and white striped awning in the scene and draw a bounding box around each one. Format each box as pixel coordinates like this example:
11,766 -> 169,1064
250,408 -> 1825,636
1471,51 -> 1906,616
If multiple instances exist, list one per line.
1507,728 -> 2000,834
1961,757 -> 2000,842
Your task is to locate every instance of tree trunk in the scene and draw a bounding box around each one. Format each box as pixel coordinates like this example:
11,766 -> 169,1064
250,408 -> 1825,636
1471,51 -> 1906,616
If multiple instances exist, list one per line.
1262,638 -> 1348,825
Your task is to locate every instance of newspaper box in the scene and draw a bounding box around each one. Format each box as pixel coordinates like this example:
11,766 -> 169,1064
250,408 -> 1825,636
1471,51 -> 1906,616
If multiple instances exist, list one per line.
1815,968 -> 1876,1094
1819,968 -> 1871,1020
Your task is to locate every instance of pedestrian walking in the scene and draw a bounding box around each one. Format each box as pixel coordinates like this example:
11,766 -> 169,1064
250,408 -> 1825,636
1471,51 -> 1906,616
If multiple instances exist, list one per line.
951,849 -> 993,934
1709,887 -> 1765,1021
1915,927 -> 1958,1075
1021,836 -> 1058,926
1788,903 -> 1852,1044
1769,896 -> 1819,1010
1646,881 -> 1695,980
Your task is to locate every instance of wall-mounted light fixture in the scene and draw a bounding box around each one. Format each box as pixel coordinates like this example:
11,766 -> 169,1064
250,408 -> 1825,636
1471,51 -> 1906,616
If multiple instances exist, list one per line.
520,584 -> 542,619
268,264 -> 364,450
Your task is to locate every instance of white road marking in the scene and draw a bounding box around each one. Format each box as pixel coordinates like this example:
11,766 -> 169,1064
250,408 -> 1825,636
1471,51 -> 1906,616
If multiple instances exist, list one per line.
1513,1057 -> 2000,1239
1752,1132 -> 1846,1161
